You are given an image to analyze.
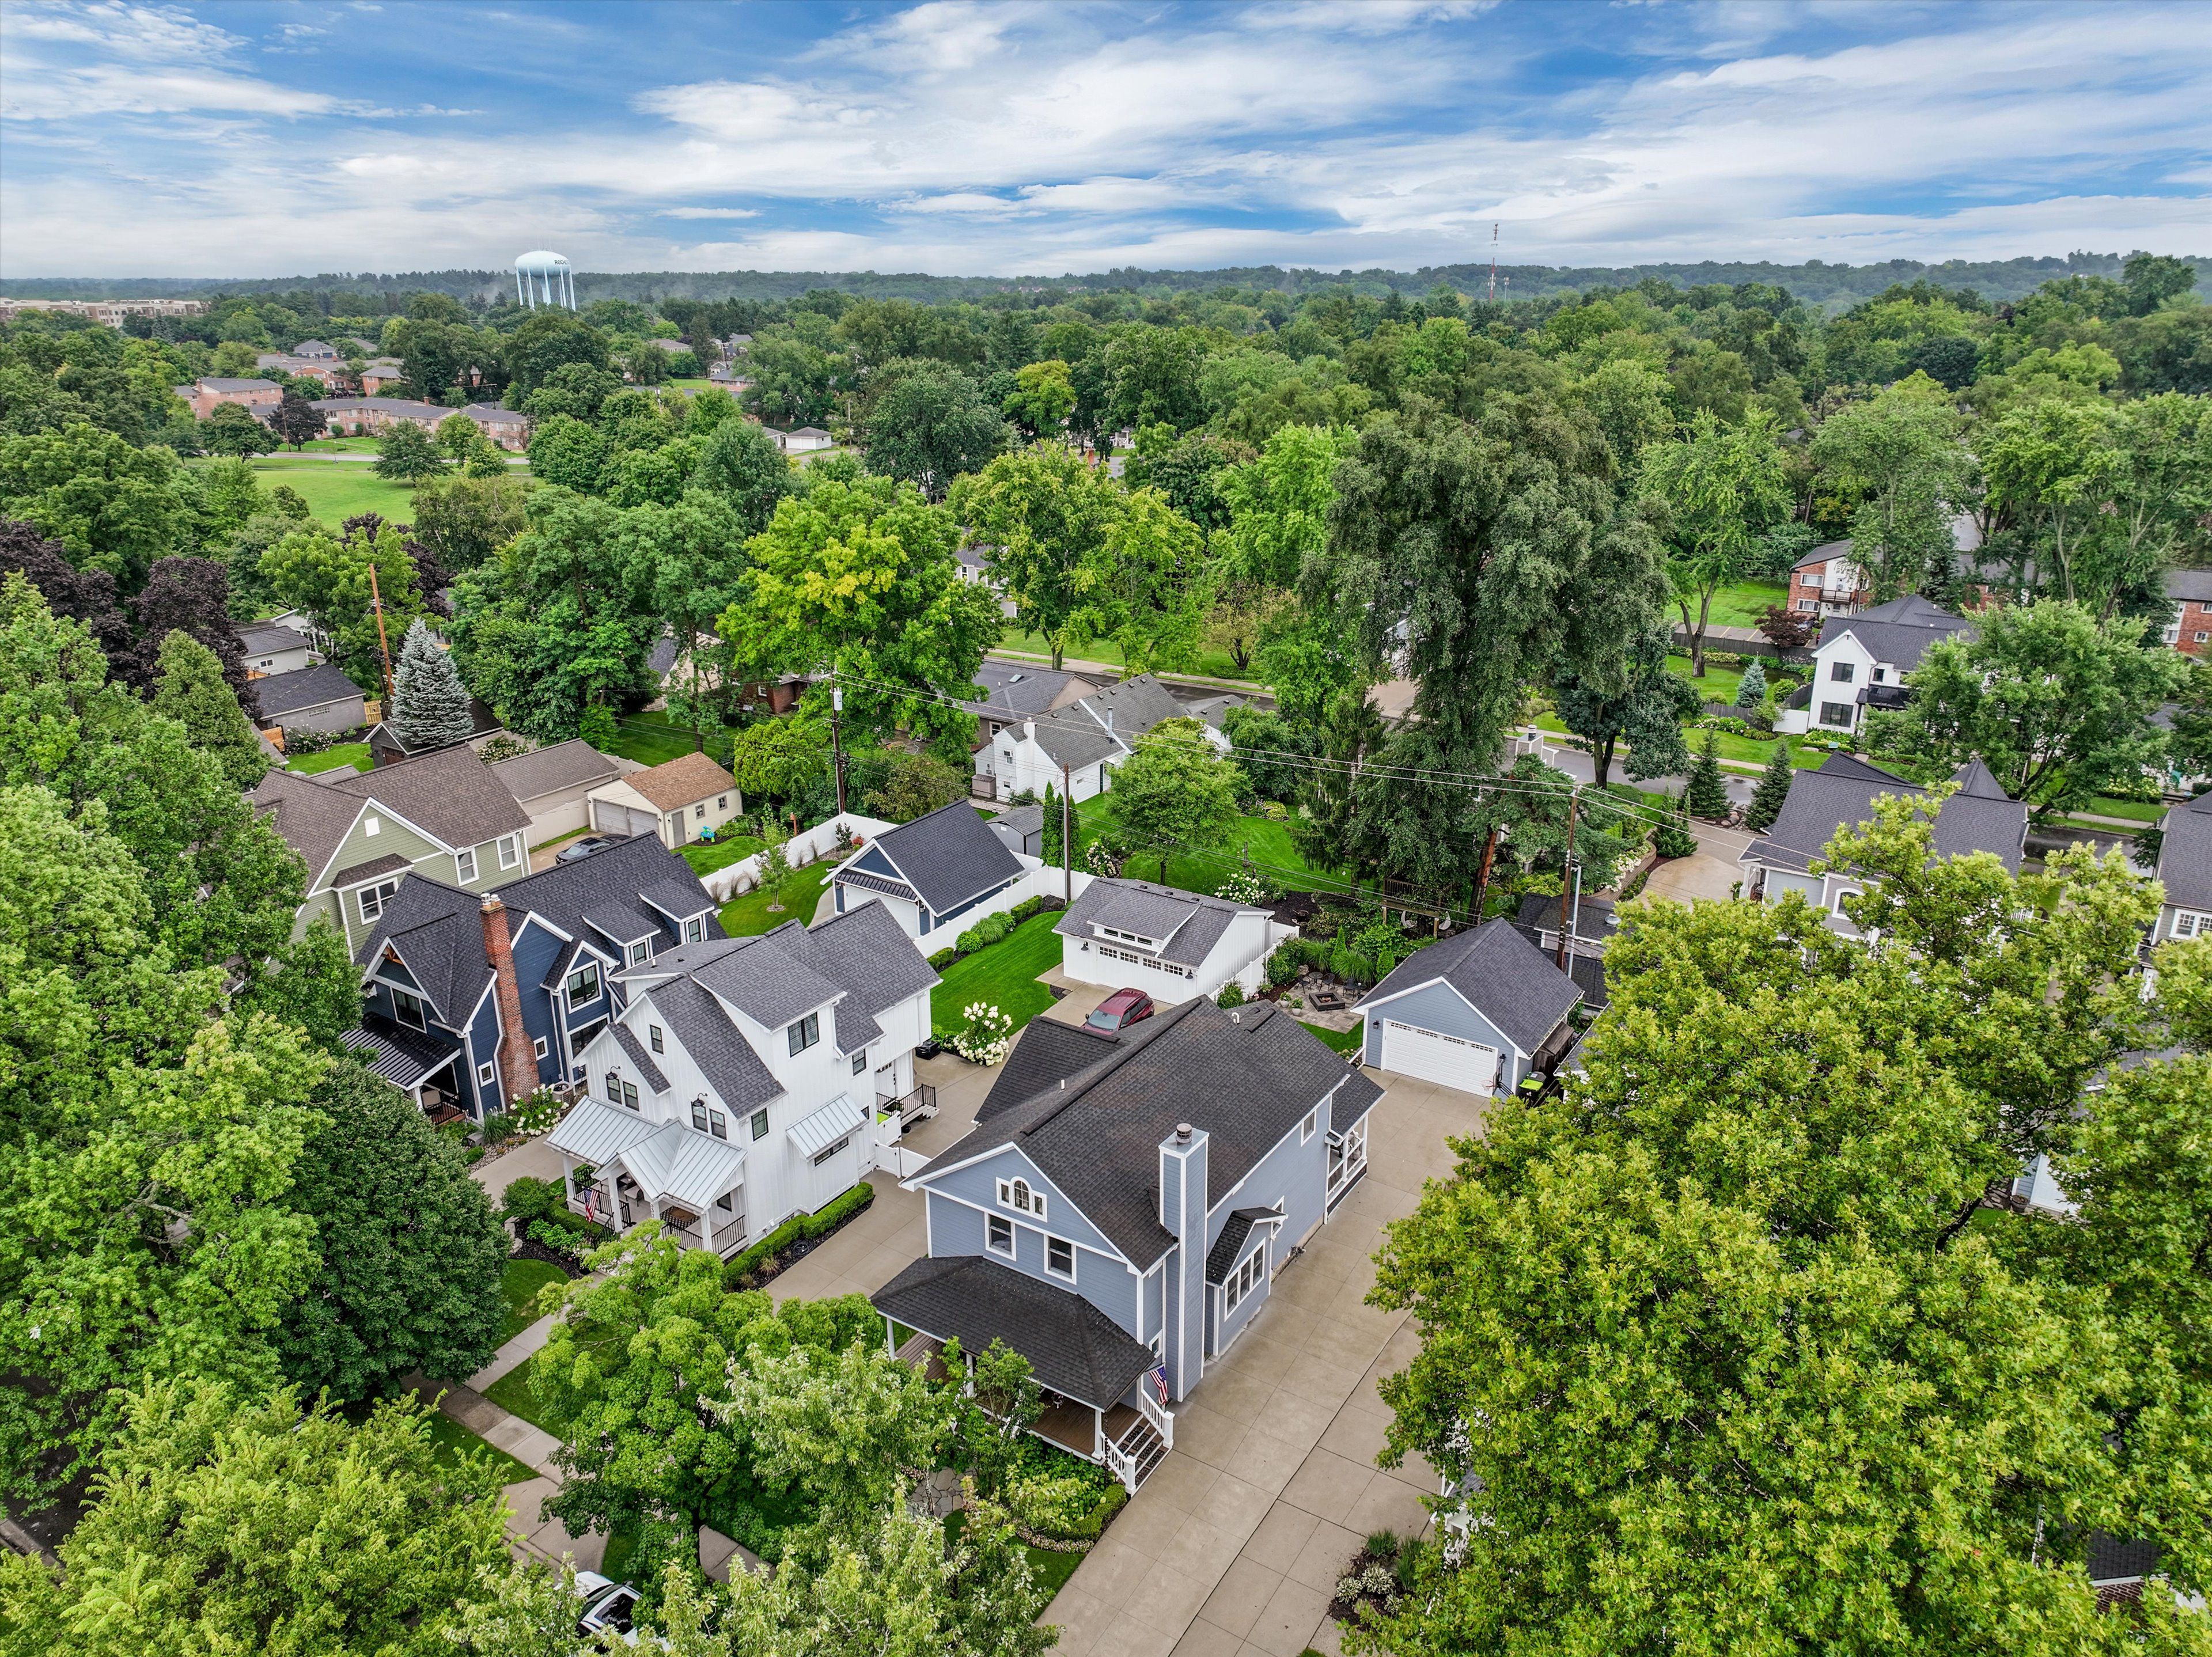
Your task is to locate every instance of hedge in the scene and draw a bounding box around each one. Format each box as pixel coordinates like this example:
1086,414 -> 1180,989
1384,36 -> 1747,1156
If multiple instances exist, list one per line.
722,1182 -> 875,1290
931,896 -> 1061,973
928,946 -> 960,970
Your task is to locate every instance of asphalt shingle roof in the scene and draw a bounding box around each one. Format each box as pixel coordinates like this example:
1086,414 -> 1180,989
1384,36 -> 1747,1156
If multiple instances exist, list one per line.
850,800 -> 1022,915
2158,790 -> 2212,912
1205,1206 -> 1280,1284
1365,919 -> 1582,1055
490,739 -> 619,804
965,661 -> 1086,718
1055,876 -> 1256,968
1744,754 -> 2029,876
872,1254 -> 1155,1408
2165,568 -> 2212,604
612,1023 -> 670,1093
253,663 -> 363,719
931,999 -> 1377,1265
623,750 -> 738,810
1816,594 -> 1974,673
324,742 -> 531,852
238,621 -> 312,656
649,977 -> 782,1111
768,901 -> 939,1021
1023,705 -> 1123,771
977,1019 -> 1123,1123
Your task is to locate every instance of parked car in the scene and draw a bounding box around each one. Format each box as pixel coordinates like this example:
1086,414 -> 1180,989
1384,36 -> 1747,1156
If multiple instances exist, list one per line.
556,834 -> 620,864
574,1572 -> 641,1644
1085,988 -> 1155,1033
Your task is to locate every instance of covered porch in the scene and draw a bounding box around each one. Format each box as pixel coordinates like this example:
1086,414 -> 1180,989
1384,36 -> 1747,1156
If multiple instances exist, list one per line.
343,1016 -> 472,1123
547,1097 -> 751,1256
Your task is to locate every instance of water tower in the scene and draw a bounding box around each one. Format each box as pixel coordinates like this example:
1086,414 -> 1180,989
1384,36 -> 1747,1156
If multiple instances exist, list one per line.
514,250 -> 575,310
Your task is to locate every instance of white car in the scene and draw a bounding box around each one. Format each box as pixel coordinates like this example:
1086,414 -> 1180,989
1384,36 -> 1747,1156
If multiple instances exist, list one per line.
573,1572 -> 642,1645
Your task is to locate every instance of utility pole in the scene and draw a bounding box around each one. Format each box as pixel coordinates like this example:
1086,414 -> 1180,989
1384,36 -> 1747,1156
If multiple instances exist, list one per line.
1555,790 -> 1579,972
1487,222 -> 1498,304
1471,823 -> 1499,926
830,680 -> 847,816
1060,761 -> 1072,902
366,563 -> 395,709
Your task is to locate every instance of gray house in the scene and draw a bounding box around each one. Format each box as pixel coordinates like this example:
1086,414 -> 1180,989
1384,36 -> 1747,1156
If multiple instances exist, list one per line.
830,799 -> 1025,939
1357,919 -> 1582,1097
874,999 -> 1382,1491
2153,790 -> 2212,944
239,620 -> 320,677
253,663 -> 366,736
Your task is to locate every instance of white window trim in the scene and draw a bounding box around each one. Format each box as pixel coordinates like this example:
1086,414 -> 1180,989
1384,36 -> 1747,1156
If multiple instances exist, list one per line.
1301,1108 -> 1317,1143
497,834 -> 520,870
454,845 -> 478,882
986,1214 -> 1016,1257
995,1176 -> 1046,1221
355,878 -> 399,924
1045,1235 -> 1075,1282
532,1036 -> 548,1058
2174,910 -> 2210,940
476,1061 -> 495,1087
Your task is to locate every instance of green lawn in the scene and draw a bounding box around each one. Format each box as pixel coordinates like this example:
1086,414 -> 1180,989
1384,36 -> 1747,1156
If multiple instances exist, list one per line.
995,630 -> 1260,685
600,1522 -> 642,1586
1299,1021 -> 1364,1056
1075,799 -> 1337,900
482,1352 -> 559,1434
499,1258 -> 570,1344
679,833 -> 766,876
422,1409 -> 537,1486
930,912 -> 1063,1036
611,711 -> 727,769
288,741 -> 372,774
719,860 -> 833,936
234,455 -> 423,526
945,1508 -> 1083,1597
1685,579 -> 1790,631
2081,796 -> 2166,824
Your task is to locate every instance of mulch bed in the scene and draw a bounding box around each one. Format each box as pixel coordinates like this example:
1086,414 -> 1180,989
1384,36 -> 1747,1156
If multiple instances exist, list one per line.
509,1236 -> 590,1277
729,1195 -> 875,1289
1327,1542 -> 1406,1622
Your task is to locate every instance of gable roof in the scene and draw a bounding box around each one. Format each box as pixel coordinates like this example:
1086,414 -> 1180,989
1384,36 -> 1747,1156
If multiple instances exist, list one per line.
324,741 -> 532,852
353,834 -> 723,1022
623,750 -> 738,810
872,1254 -> 1154,1409
925,999 -> 1379,1265
767,901 -> 938,1020
2167,567 -> 2212,604
2158,790 -> 2212,911
199,377 -> 278,392
1365,920 -> 1582,1055
238,621 -> 313,656
252,663 -> 363,719
250,768 -> 374,884
847,800 -> 1022,915
1075,673 -> 1187,740
1793,540 -> 1856,574
964,660 -> 1088,719
644,977 -> 782,1111
1055,875 -> 1260,968
1021,703 -> 1123,771
490,738 -> 620,804
976,1018 -> 1123,1123
1743,753 -> 2029,875
1816,595 -> 1974,672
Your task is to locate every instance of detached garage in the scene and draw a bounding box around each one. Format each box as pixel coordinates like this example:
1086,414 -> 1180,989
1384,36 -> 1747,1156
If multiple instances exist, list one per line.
1358,919 -> 1582,1098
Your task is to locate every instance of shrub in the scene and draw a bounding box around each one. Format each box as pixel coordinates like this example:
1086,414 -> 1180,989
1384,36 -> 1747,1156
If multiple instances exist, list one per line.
975,911 -> 1012,946
1329,945 -> 1373,985
1264,942 -> 1300,989
956,924 -> 984,953
1215,981 -> 1245,1008
1215,870 -> 1271,907
478,733 -> 531,764
721,1181 -> 876,1288
1008,1468 -> 1128,1541
507,1089 -> 565,1137
499,1175 -> 562,1229
1009,895 -> 1055,924
950,1001 -> 1014,1066
478,1110 -> 512,1144
927,946 -> 960,971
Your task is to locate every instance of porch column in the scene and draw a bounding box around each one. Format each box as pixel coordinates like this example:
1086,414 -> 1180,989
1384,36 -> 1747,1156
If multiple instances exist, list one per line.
699,1201 -> 717,1256
1092,1407 -> 1104,1461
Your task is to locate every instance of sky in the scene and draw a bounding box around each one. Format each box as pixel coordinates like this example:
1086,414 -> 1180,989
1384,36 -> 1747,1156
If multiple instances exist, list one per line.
2,0 -> 2208,280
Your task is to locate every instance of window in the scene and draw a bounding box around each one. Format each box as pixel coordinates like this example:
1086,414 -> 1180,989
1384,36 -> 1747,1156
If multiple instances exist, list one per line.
1830,661 -> 1855,683
454,846 -> 478,882
787,1012 -> 820,1056
1871,668 -> 1886,684
2176,911 -> 2209,939
649,1024 -> 664,1054
566,965 -> 602,1006
717,795 -> 728,810
694,803 -> 706,820
1819,702 -> 1854,727
606,1071 -> 622,1103
2198,631 -> 2210,644
1222,1246 -> 1266,1315
810,1135 -> 850,1166
497,835 -> 520,870
1794,598 -> 1816,611
628,939 -> 652,966
478,1062 -> 495,1087
363,814 -> 380,837
684,917 -> 704,943
356,879 -> 399,923
716,1190 -> 734,1212
1301,1109 -> 1317,1143
852,1052 -> 867,1075
692,1100 -> 709,1132
987,1215 -> 1014,1256
995,1177 -> 1045,1220
1046,1237 -> 1074,1280
750,1109 -> 769,1140
392,987 -> 426,1030
621,1079 -> 639,1110
708,1109 -> 727,1140
532,1037 -> 548,1058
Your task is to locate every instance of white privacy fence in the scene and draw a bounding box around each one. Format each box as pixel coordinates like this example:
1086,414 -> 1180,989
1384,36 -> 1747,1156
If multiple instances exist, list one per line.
699,813 -> 897,901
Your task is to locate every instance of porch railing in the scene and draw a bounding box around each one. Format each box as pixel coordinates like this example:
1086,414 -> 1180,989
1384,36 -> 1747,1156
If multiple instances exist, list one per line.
1104,1438 -> 1139,1495
1137,1381 -> 1174,1450
877,1083 -> 938,1129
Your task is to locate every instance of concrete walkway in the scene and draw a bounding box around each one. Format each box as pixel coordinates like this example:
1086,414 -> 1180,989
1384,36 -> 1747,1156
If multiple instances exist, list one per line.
469,1310 -> 555,1391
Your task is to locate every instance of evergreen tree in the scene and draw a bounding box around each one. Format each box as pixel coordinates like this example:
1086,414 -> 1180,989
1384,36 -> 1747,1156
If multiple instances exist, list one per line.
150,628 -> 269,790
391,616 -> 474,752
1745,742 -> 1795,832
1040,780 -> 1063,867
1733,657 -> 1768,713
1684,726 -> 1730,818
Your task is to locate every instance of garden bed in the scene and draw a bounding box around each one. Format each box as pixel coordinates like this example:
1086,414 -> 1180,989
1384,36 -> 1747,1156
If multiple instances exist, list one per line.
721,1182 -> 875,1291
1330,1530 -> 1416,1624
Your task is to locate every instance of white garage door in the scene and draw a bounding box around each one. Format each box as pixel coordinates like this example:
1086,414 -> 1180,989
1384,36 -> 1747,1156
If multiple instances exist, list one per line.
592,799 -> 660,839
1380,1019 -> 1500,1095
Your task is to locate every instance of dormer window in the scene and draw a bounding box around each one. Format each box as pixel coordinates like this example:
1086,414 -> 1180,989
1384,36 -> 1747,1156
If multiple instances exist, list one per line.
787,1012 -> 819,1056
649,1025 -> 664,1053
628,939 -> 652,966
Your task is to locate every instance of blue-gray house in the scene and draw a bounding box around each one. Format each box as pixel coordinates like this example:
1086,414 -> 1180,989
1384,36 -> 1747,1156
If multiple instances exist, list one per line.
873,998 -> 1382,1491
346,834 -> 721,1121
829,799 -> 1024,940
1357,919 -> 1582,1098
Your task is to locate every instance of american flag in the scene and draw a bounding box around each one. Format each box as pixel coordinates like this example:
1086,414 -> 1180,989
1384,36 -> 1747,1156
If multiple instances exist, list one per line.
1150,1364 -> 1169,1405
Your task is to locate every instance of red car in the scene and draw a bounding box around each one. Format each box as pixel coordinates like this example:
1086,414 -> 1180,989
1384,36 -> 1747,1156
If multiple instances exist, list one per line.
1085,988 -> 1156,1033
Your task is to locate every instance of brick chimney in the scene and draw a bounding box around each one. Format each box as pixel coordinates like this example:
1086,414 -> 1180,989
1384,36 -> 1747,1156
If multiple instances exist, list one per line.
481,895 -> 539,1106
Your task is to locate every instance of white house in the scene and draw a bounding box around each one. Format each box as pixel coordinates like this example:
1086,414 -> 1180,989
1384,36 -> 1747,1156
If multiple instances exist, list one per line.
2152,789 -> 2212,944
1054,876 -> 1290,1002
1357,919 -> 1582,1098
1775,596 -> 1974,738
775,426 -> 835,453
557,900 -> 937,1253
830,799 -> 1026,941
238,620 -> 321,677
586,750 -> 743,848
978,673 -> 1226,805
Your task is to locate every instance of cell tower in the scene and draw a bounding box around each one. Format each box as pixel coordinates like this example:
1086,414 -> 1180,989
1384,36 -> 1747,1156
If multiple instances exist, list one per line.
514,250 -> 575,310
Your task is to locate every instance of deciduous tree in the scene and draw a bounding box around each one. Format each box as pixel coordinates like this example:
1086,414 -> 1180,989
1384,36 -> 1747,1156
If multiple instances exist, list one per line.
857,361 -> 1007,499
1106,717 -> 1244,882
372,420 -> 446,484
150,628 -> 267,788
1551,628 -> 1699,791
1810,376 -> 1970,601
1639,408 -> 1789,675
0,419 -> 195,587
951,445 -> 1122,669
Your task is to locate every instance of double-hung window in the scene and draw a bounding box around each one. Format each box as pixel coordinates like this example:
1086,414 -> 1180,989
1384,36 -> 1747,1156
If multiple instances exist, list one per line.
2176,911 -> 2209,940
628,939 -> 652,966
454,846 -> 478,882
357,878 -> 399,924
649,1025 -> 665,1054
1222,1246 -> 1265,1314
391,987 -> 426,1030
684,917 -> 704,943
497,835 -> 520,870
566,965 -> 602,1006
987,1215 -> 1014,1257
692,1100 -> 710,1132
1831,661 -> 1855,683
749,1108 -> 770,1140
787,1012 -> 819,1056
851,1052 -> 867,1075
707,1109 -> 727,1140
1046,1237 -> 1074,1280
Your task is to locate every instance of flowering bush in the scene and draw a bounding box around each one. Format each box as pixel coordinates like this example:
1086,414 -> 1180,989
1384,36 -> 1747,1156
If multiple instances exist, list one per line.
508,1089 -> 565,1137
950,1002 -> 1014,1066
1215,870 -> 1271,907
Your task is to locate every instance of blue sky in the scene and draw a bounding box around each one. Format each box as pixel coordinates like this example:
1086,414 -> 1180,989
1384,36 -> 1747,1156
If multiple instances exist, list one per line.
2,0 -> 2207,279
